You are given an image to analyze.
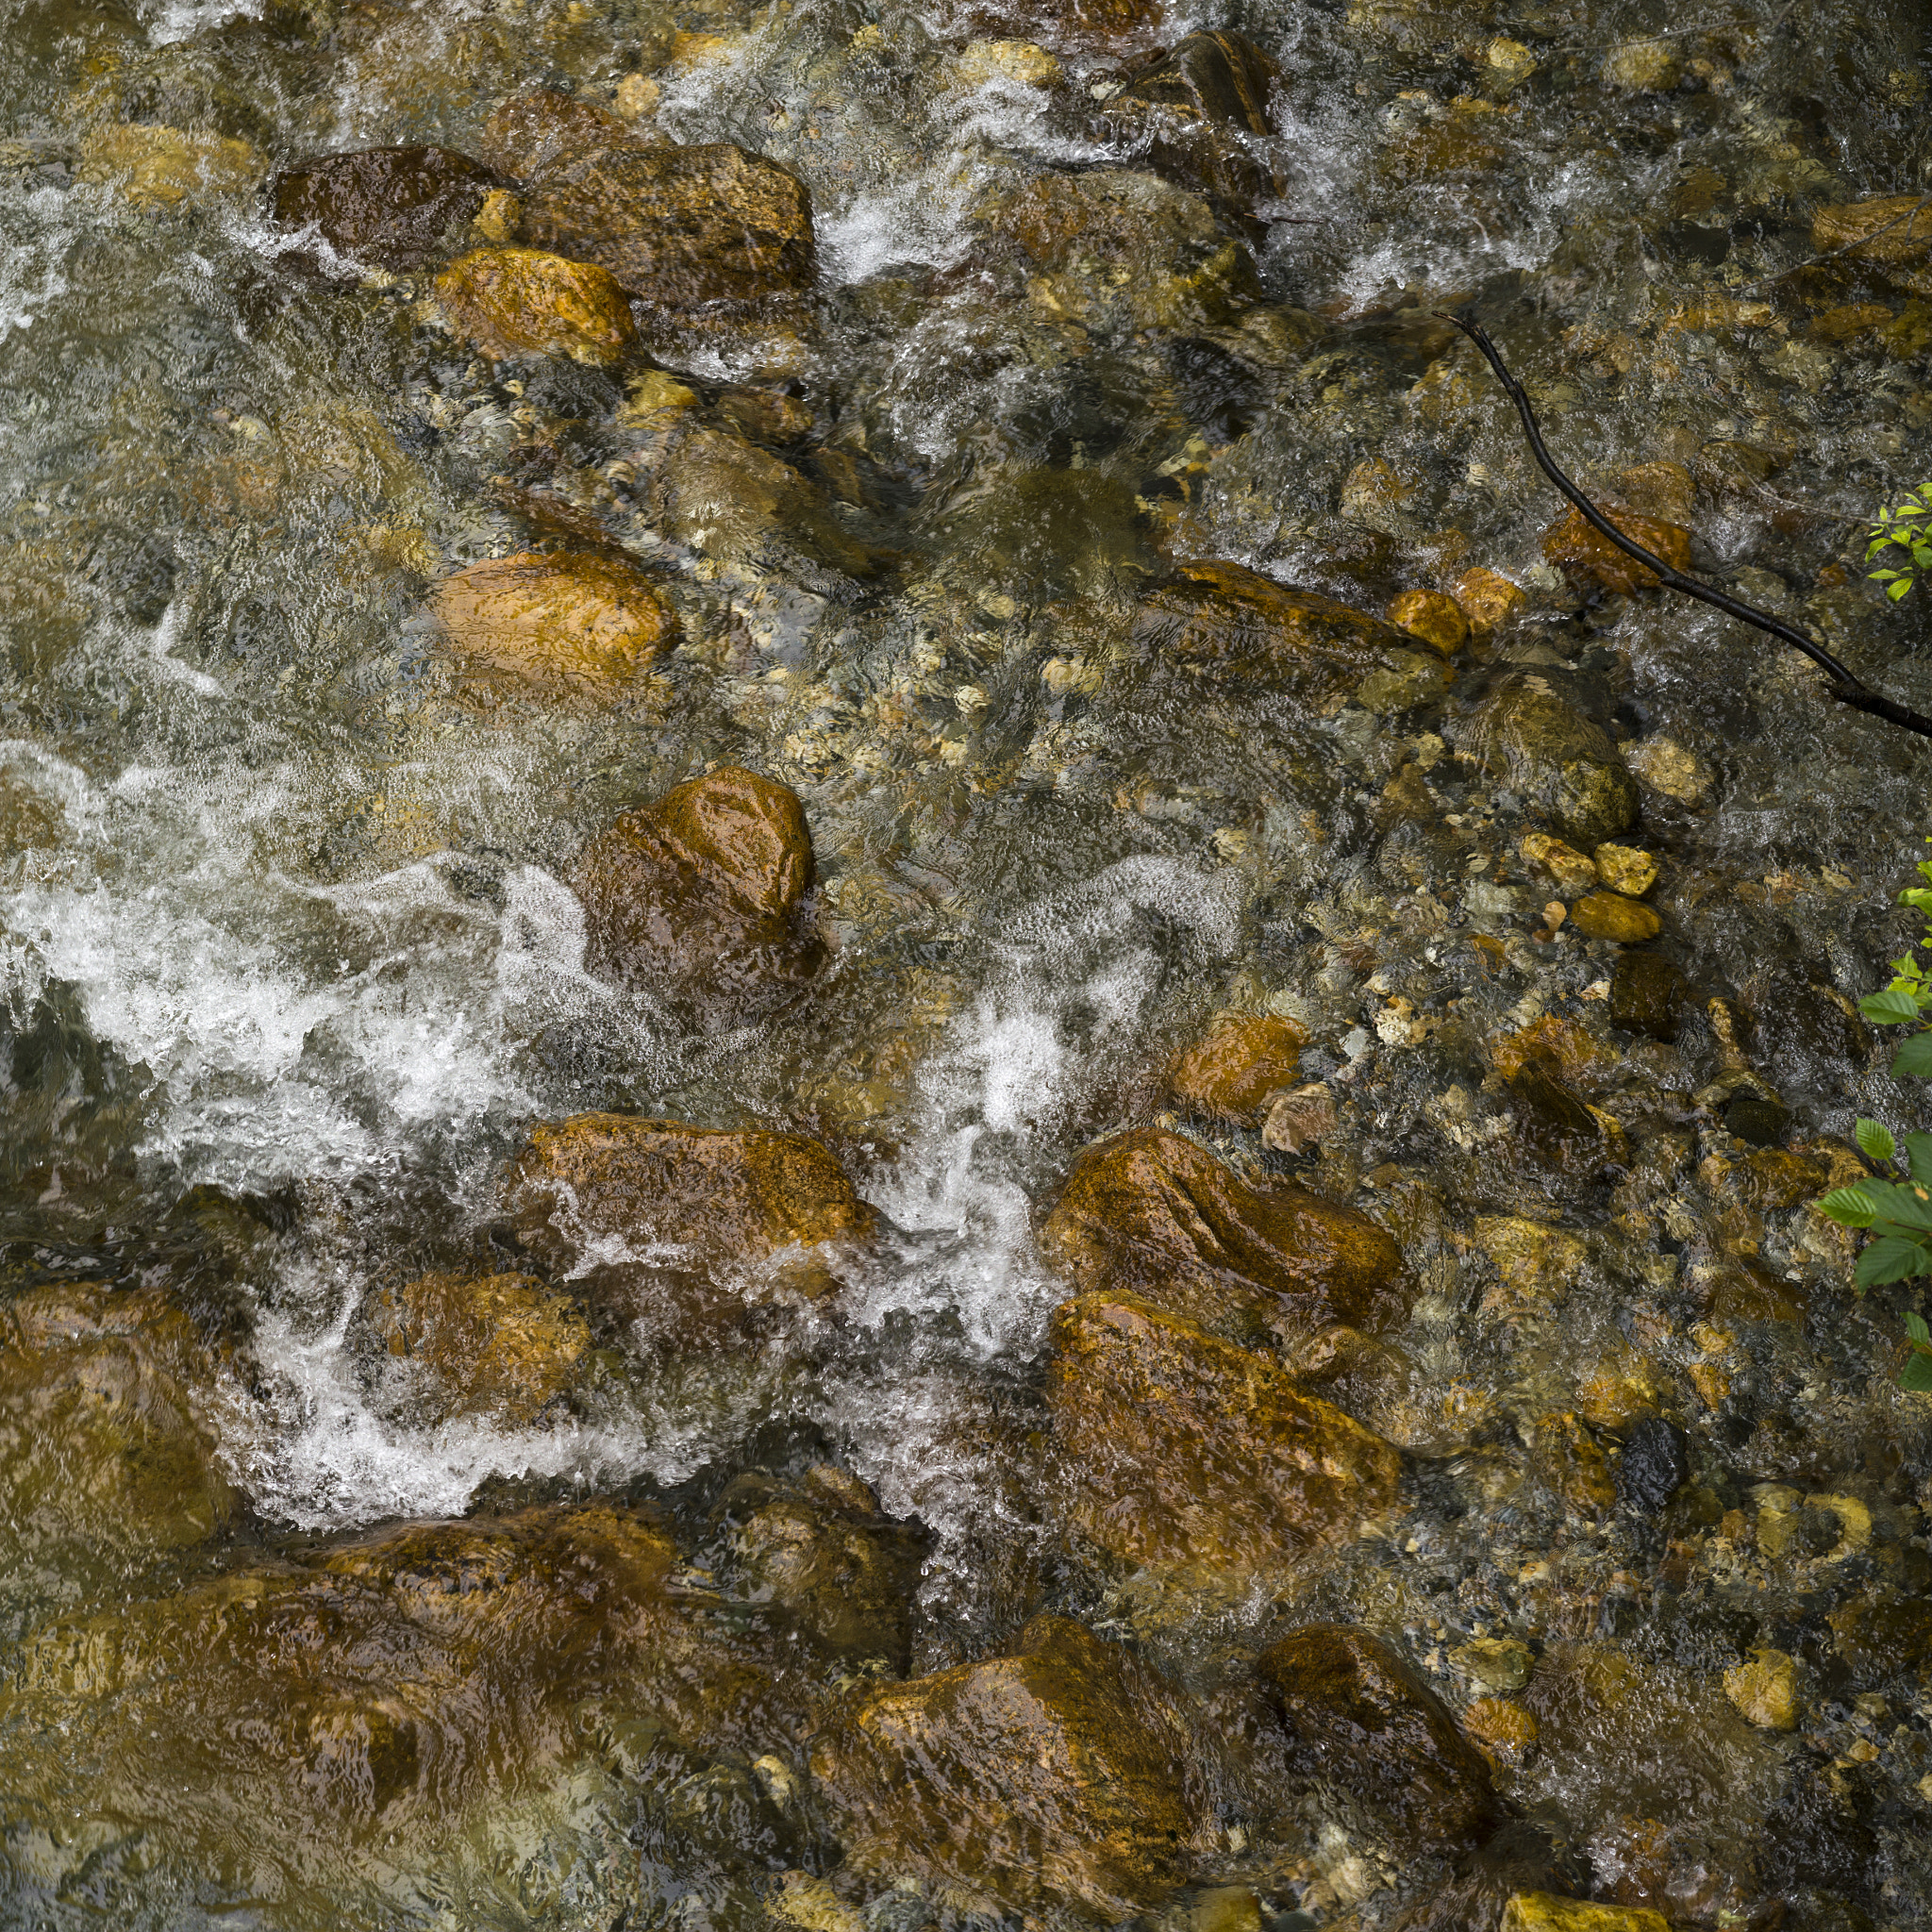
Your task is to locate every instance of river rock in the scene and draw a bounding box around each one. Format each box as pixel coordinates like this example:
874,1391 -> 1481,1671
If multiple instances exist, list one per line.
1623,736 -> 1713,805
1592,843 -> 1657,896
80,124 -> 261,209
506,1112 -> 872,1324
272,145 -> 501,267
1387,588 -> 1470,655
715,1469 -> 924,1670
1453,566 -> 1528,636
433,247 -> 636,363
1169,1013 -> 1307,1124
809,1613 -> 1206,1915
0,1284 -> 240,1573
1541,507 -> 1692,595
1263,1082 -> 1341,1154
1470,675 -> 1639,846
496,92 -> 817,324
432,551 -> 675,697
1570,891 -> 1661,943
965,0 -> 1169,54
478,87 -> 631,178
1502,1898 -> 1670,1932
1046,1292 -> 1405,1568
1114,30 -> 1282,223
1041,1128 -> 1408,1338
1809,196 -> 1932,289
1136,559 -> 1430,703
1723,1647 -> 1798,1730
1257,1623 -> 1503,1847
573,766 -> 826,1024
1609,950 -> 1688,1040
367,1270 -> 590,1426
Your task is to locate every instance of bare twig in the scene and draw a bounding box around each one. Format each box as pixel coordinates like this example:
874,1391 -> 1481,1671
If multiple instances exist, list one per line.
1444,315 -> 1932,743
1736,191 -> 1932,294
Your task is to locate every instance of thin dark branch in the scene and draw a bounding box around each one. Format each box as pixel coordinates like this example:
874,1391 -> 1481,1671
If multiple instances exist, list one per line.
1442,314 -> 1932,744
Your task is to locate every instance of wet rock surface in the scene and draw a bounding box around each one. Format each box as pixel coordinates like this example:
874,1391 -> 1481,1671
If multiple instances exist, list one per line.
272,146 -> 503,269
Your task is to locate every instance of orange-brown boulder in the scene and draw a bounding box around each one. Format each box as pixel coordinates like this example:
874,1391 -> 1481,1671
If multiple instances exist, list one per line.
432,551 -> 675,697
574,766 -> 825,1024
506,1113 -> 873,1331
272,145 -> 502,267
1168,1013 -> 1307,1125
1258,1623 -> 1502,1846
1040,1128 -> 1407,1338
1541,507 -> 1691,595
433,247 -> 636,364
809,1613 -> 1207,1915
1047,1292 -> 1405,1568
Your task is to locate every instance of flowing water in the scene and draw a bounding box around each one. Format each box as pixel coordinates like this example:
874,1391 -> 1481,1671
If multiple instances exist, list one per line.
2,0 -> 1932,1925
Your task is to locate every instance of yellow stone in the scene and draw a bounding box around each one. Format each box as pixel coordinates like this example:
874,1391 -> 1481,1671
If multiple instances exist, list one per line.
1385,588 -> 1470,657
1452,565 -> 1527,636
369,1271 -> 591,1425
79,124 -> 261,208
1452,1636 -> 1533,1691
1723,1647 -> 1798,1730
617,369 -> 702,425
471,188 -> 522,243
613,73 -> 661,122
1486,38 -> 1538,82
958,38 -> 1062,88
1474,1215 -> 1587,1312
1521,831 -> 1598,894
1570,891 -> 1661,943
434,247 -> 636,365
1503,1894 -> 1670,1932
1603,37 -> 1680,89
1462,1696 -> 1538,1766
1593,843 -> 1657,896
1624,737 -> 1713,804
769,1872 -> 865,1932
1189,1888 -> 1263,1932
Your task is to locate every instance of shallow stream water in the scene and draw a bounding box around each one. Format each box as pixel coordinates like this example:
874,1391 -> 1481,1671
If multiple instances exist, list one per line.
2,0 -> 1932,1926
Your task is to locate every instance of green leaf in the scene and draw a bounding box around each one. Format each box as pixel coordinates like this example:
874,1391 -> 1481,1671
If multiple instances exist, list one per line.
1857,1234 -> 1932,1288
1857,1118 -> 1900,1160
1906,1308 -> 1931,1345
1906,1133 -> 1932,1187
1892,579 -> 1915,601
1818,1184 -> 1879,1227
1860,990 -> 1922,1024
1893,1032 -> 1932,1078
1860,1177 -> 1932,1228
1899,1349 -> 1932,1392
1872,569 -> 1904,582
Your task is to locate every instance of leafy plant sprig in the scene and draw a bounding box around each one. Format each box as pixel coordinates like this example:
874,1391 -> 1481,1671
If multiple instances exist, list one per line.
1814,842 -> 1932,1389
1866,485 -> 1932,603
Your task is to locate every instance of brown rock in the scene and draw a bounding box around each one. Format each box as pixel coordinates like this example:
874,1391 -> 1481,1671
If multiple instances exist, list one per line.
1462,1696 -> 1538,1766
1527,1411 -> 1618,1512
1519,831 -> 1597,894
1570,891 -> 1661,943
1115,30 -> 1283,222
1135,558 -> 1417,699
1386,588 -> 1470,656
478,88 -> 631,179
433,247 -> 636,364
1262,1082 -> 1340,1154
1474,1215 -> 1587,1314
1809,195 -> 1932,275
432,551 -> 676,696
1473,676 -> 1638,847
1490,1013 -> 1615,1090
1541,507 -> 1692,595
573,766 -> 826,1024
1452,565 -> 1527,636
716,1470 -> 924,1669
503,99 -> 816,322
964,0 -> 1169,53
810,1613 -> 1206,1915
1047,1292 -> 1404,1568
1257,1623 -> 1502,1846
1041,1128 -> 1408,1338
1169,1013 -> 1307,1124
1609,951 -> 1687,1040
368,1270 -> 590,1425
272,145 -> 501,268
1508,1065 -> 1625,1181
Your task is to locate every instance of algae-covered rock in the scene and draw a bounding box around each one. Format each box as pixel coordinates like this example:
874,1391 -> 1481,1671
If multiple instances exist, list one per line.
1470,676 -> 1638,847
0,1284 -> 240,1581
1047,1292 -> 1404,1568
1809,196 -> 1932,288
809,1613 -> 1207,1916
1135,558 -> 1426,702
367,1270 -> 590,1425
1609,951 -> 1688,1040
433,550 -> 676,696
1114,30 -> 1282,222
1570,891 -> 1661,944
573,766 -> 826,1024
1168,1013 -> 1307,1125
1258,1623 -> 1502,1847
507,1113 -> 872,1328
1041,1128 -> 1407,1337
272,145 -> 500,267
715,1469 -> 924,1670
1502,1896 -> 1670,1932
433,247 -> 636,363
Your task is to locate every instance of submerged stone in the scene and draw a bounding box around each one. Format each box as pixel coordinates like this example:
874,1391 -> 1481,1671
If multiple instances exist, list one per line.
1723,1647 -> 1798,1731
1609,951 -> 1688,1040
1258,1623 -> 1502,1847
1387,587 -> 1470,656
1168,1013 -> 1307,1125
367,1270 -> 590,1425
81,124 -> 261,209
1115,30 -> 1283,222
573,766 -> 826,1025
433,246 -> 636,363
1570,891 -> 1661,943
1502,1896 -> 1671,1932
507,1112 -> 872,1327
1471,676 -> 1638,848
1541,507 -> 1692,595
1613,1416 -> 1688,1513
1041,1128 -> 1408,1337
272,145 -> 500,267
1047,1291 -> 1404,1568
432,551 -> 676,696
809,1613 -> 1206,1916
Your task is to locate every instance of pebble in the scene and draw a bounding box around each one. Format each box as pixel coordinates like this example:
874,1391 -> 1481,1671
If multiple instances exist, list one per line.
1570,891 -> 1662,943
